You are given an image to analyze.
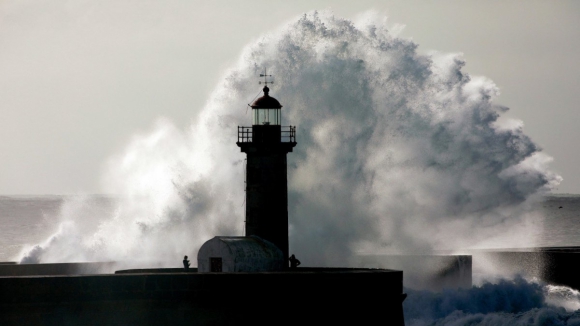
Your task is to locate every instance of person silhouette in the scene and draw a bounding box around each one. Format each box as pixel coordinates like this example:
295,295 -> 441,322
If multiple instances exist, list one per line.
183,255 -> 190,270
289,254 -> 301,269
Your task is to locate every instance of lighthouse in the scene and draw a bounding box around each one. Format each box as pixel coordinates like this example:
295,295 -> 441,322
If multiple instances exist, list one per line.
237,83 -> 296,264
197,76 -> 296,273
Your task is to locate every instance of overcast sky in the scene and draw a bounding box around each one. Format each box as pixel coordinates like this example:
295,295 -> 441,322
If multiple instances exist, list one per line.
0,0 -> 578,195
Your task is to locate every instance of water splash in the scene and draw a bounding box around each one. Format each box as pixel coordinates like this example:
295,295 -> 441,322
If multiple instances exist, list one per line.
404,278 -> 580,326
19,11 -> 560,266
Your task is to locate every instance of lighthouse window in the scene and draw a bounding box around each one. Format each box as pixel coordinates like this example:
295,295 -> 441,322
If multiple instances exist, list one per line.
253,108 -> 281,125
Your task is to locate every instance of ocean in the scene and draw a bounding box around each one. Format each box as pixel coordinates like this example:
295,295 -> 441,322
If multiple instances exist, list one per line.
538,194 -> 580,247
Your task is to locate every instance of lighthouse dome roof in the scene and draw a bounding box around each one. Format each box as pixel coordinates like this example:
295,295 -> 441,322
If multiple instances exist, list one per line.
251,86 -> 282,108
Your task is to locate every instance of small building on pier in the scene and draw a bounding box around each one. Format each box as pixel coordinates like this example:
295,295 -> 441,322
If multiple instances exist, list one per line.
197,236 -> 284,273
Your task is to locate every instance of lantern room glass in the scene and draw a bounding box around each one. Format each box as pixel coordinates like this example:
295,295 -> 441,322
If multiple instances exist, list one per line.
253,108 -> 281,125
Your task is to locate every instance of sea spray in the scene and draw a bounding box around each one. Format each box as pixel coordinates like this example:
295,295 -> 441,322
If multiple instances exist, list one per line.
404,278 -> 580,326
20,11 -> 560,266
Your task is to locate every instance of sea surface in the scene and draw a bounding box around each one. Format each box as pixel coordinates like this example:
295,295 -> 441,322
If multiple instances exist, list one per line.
539,194 -> 580,248
0,194 -> 579,262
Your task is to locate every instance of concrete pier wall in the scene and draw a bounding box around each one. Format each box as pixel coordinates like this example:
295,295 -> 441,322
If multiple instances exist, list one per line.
0,268 -> 405,325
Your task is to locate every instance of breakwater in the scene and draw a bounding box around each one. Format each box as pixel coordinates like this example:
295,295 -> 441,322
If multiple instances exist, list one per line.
0,267 -> 405,325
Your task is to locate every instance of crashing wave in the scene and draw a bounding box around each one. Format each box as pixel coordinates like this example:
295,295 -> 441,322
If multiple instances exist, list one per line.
19,11 -> 560,267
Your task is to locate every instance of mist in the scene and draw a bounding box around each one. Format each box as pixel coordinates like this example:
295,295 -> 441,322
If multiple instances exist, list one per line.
19,11 -> 560,267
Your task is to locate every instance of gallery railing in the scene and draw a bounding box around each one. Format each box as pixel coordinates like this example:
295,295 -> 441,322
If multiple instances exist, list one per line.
237,126 -> 296,143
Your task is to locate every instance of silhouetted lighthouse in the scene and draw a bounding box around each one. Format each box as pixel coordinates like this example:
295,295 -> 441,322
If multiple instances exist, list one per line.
237,80 -> 296,264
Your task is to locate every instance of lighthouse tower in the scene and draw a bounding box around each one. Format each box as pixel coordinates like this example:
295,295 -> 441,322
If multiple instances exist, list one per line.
237,83 -> 297,264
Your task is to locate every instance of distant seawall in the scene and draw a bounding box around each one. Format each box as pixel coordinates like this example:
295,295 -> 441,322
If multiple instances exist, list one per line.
471,247 -> 580,290
354,254 -> 472,291
0,268 -> 405,325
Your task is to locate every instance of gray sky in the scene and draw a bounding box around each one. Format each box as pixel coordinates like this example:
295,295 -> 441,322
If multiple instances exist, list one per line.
0,0 -> 579,195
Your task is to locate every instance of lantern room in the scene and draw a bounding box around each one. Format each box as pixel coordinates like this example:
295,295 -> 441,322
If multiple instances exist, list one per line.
251,86 -> 282,126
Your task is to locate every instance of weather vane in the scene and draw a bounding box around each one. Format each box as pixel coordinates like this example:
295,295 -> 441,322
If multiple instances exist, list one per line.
259,68 -> 274,86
